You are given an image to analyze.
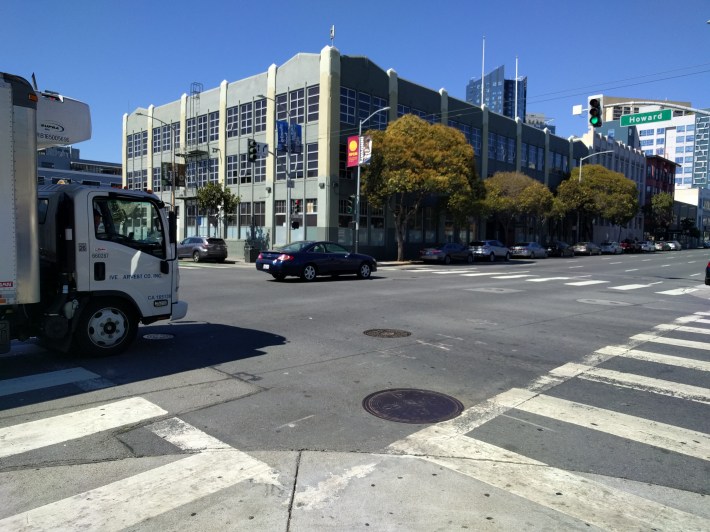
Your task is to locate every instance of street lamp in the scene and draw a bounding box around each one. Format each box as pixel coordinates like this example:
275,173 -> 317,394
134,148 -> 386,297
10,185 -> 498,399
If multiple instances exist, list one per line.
355,106 -> 390,253
575,149 -> 614,241
136,112 -> 178,211
258,94 -> 298,244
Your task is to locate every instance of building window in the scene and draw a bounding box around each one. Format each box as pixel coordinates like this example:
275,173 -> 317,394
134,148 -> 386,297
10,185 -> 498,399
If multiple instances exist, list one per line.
209,111 -> 219,142
254,98 -> 267,133
537,147 -> 544,170
141,131 -> 148,156
227,106 -> 238,138
209,158 -> 219,183
254,156 -> 266,183
239,202 -> 251,226
372,96 -> 388,129
528,144 -> 536,169
152,167 -> 162,192
497,135 -> 506,162
240,103 -> 252,135
162,125 -> 172,151
276,93 -> 288,121
340,87 -> 356,125
239,154 -> 251,183
187,118 -> 196,145
227,155 -> 238,185
186,161 -> 196,187
306,143 -> 318,177
173,123 -> 180,150
197,160 -> 208,188
488,132 -> 497,159
197,115 -> 208,144
253,201 -> 266,227
290,88 -> 305,124
521,142 -> 528,167
358,92 -> 371,123
307,85 -> 319,122
127,134 -> 134,158
397,104 -> 411,117
305,198 -> 317,227
153,127 -> 161,153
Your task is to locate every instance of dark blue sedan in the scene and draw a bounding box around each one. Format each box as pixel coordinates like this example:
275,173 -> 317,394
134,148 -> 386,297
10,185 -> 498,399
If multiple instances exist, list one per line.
255,240 -> 377,281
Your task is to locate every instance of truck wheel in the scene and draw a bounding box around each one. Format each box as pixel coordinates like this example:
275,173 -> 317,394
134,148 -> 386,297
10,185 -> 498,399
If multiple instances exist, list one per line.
73,298 -> 138,357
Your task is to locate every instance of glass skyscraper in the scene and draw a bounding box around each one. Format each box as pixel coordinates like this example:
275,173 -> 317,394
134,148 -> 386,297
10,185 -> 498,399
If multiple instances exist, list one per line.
466,65 -> 527,121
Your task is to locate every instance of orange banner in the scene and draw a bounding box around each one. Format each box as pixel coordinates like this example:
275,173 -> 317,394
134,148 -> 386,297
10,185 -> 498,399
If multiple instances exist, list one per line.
347,136 -> 359,167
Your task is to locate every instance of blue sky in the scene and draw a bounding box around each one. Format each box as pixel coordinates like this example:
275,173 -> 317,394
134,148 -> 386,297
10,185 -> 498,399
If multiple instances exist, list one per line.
5,0 -> 709,163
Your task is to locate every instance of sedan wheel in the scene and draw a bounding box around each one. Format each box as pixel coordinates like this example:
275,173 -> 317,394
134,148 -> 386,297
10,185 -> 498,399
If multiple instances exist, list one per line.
357,262 -> 372,279
467,254 -> 474,264
505,252 -> 510,262
301,264 -> 318,282
444,255 -> 452,265
489,253 -> 495,262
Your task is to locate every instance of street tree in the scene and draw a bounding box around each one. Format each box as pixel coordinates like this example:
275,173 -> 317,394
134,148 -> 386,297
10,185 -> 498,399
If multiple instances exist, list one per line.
483,172 -> 553,243
362,114 -> 484,260
196,182 -> 240,237
643,192 -> 674,237
557,164 -> 638,241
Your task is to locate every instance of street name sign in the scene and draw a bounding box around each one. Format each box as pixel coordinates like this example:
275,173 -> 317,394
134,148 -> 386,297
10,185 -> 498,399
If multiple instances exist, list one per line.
620,109 -> 672,127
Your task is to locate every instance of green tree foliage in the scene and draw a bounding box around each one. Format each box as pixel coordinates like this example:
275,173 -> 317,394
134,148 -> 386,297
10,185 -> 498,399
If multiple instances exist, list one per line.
362,114 -> 484,260
196,182 -> 240,237
645,191 -> 674,235
557,164 -> 639,241
482,172 -> 553,243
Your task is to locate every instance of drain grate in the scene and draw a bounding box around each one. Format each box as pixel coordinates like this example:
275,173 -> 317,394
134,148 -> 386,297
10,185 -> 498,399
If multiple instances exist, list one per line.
363,388 -> 464,424
142,333 -> 175,340
363,329 -> 411,338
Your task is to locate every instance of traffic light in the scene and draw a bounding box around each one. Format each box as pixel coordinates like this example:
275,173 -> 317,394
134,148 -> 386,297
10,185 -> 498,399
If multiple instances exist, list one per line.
345,195 -> 355,214
248,139 -> 258,162
588,96 -> 603,128
293,199 -> 301,214
291,220 -> 300,229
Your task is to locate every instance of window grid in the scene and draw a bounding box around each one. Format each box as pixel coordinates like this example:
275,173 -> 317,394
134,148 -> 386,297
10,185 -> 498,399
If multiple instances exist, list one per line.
152,167 -> 162,192
307,85 -> 319,122
340,87 -> 356,125
240,103 -> 253,135
226,155 -> 239,185
358,92 -> 371,123
153,127 -> 161,153
186,118 -> 197,145
306,143 -> 318,177
239,154 -> 251,183
141,131 -> 148,156
127,134 -> 134,158
209,111 -> 219,142
290,88 -> 305,124
197,115 -> 208,144
209,158 -> 219,184
276,94 -> 288,121
254,99 -> 267,133
227,106 -> 239,138
162,125 -> 172,151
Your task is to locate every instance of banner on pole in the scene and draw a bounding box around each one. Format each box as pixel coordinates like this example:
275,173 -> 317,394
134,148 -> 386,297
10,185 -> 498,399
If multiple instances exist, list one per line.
347,136 -> 359,167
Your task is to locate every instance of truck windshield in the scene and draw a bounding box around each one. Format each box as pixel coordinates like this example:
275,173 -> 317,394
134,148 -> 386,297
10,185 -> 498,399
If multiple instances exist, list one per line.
93,198 -> 166,259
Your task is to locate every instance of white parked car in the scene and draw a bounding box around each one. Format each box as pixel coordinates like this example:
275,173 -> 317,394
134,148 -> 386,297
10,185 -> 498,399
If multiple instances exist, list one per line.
600,241 -> 623,254
639,241 -> 656,252
469,240 -> 510,262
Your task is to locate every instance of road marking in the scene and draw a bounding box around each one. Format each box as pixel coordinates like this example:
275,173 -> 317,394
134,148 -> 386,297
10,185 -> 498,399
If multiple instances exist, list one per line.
565,280 -> 609,286
568,265 -> 585,269
596,345 -> 710,372
690,272 -> 702,277
631,332 -> 710,351
513,392 -> 709,459
610,283 -> 660,290
0,447 -> 280,531
624,268 -> 639,272
655,323 -> 710,335
294,462 -> 380,511
431,269 -> 472,274
656,287 -> 700,295
0,368 -> 101,397
460,271 -> 508,277
0,397 -> 167,459
526,277 -> 570,282
491,274 -> 535,279
610,261 -> 622,264
149,417 -> 233,451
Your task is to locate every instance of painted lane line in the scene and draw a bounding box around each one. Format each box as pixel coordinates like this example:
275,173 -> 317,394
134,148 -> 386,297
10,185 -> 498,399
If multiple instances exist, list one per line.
610,261 -> 623,264
431,270 -> 471,274
491,274 -> 536,279
422,455 -> 707,531
690,272 -> 702,277
568,265 -> 585,269
631,333 -> 710,351
0,448 -> 280,531
461,272 -> 508,277
610,283 -> 659,290
578,366 -> 710,405
565,280 -> 609,286
0,368 -> 101,398
526,277 -> 571,282
514,393 -> 709,460
0,397 -> 167,459
655,323 -> 710,335
656,288 -> 699,295
624,268 -> 639,272
595,345 -> 710,372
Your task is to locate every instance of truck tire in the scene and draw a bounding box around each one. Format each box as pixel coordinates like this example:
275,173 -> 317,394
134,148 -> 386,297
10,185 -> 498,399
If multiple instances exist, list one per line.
73,298 -> 138,357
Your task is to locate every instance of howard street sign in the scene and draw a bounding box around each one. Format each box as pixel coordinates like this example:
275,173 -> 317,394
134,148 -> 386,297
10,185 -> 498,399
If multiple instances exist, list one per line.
620,109 -> 672,127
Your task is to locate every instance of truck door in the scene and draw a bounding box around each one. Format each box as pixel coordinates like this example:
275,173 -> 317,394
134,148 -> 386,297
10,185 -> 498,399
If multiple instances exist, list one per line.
84,193 -> 176,319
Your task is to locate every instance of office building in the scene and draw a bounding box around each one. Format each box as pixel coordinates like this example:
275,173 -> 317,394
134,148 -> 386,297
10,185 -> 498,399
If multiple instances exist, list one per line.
466,65 -> 526,121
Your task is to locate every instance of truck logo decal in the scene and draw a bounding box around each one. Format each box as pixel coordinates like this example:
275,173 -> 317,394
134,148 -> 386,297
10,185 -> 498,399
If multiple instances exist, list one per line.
0,281 -> 14,288
39,121 -> 65,133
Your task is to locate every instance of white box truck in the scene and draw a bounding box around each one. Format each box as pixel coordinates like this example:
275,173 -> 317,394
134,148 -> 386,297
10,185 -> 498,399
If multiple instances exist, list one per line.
0,72 -> 187,356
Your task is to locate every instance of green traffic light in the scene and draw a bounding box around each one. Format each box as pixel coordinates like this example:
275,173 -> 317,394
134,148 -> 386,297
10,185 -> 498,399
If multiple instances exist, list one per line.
590,116 -> 600,126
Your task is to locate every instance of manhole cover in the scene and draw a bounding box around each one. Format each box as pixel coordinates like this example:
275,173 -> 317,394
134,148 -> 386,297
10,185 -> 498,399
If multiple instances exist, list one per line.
142,333 -> 175,340
363,329 -> 411,338
363,388 -> 464,424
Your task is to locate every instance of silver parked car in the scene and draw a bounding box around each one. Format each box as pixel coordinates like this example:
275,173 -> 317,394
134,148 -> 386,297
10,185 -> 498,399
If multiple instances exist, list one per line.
469,240 -> 510,262
420,242 -> 473,264
509,242 -> 547,259
639,241 -> 656,252
573,242 -> 602,256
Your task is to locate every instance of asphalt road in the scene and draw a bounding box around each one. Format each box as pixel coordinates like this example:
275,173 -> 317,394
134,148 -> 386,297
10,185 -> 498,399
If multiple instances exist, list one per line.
1,248 -> 709,530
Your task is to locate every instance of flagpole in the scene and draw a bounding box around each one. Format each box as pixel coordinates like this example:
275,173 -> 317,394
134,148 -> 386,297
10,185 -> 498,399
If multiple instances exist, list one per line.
481,36 -> 485,105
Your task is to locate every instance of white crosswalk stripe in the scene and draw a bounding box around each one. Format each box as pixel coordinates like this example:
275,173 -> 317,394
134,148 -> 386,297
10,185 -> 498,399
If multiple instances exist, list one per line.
0,368 -> 102,398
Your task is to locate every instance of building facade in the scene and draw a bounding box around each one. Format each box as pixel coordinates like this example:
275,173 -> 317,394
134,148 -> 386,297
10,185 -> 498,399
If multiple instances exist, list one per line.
37,146 -> 121,187
465,65 -> 527,121
124,47 -> 593,260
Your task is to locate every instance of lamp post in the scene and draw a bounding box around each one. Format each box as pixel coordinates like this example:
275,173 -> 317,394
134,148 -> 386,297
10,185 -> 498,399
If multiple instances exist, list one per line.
258,94 -> 298,244
576,149 -> 614,241
355,106 -> 390,253
136,112 -> 177,211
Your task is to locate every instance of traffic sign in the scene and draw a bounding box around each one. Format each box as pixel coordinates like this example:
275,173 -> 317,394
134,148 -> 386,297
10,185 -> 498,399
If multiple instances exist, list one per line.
256,141 -> 268,158
620,109 -> 671,127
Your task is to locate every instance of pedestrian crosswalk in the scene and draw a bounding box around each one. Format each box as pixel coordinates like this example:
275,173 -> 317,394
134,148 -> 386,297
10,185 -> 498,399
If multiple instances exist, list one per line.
1,312 -> 708,529
379,265 -> 705,296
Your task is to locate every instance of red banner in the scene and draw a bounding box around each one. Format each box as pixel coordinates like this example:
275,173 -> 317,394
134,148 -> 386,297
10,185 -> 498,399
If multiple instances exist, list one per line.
346,136 -> 359,167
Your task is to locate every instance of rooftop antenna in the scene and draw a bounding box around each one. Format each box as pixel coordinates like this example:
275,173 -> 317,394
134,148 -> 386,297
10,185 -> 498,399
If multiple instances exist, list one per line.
31,73 -> 38,91
330,25 -> 335,47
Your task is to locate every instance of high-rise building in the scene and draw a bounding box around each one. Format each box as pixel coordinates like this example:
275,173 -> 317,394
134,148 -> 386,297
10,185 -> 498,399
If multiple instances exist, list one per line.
466,65 -> 526,121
